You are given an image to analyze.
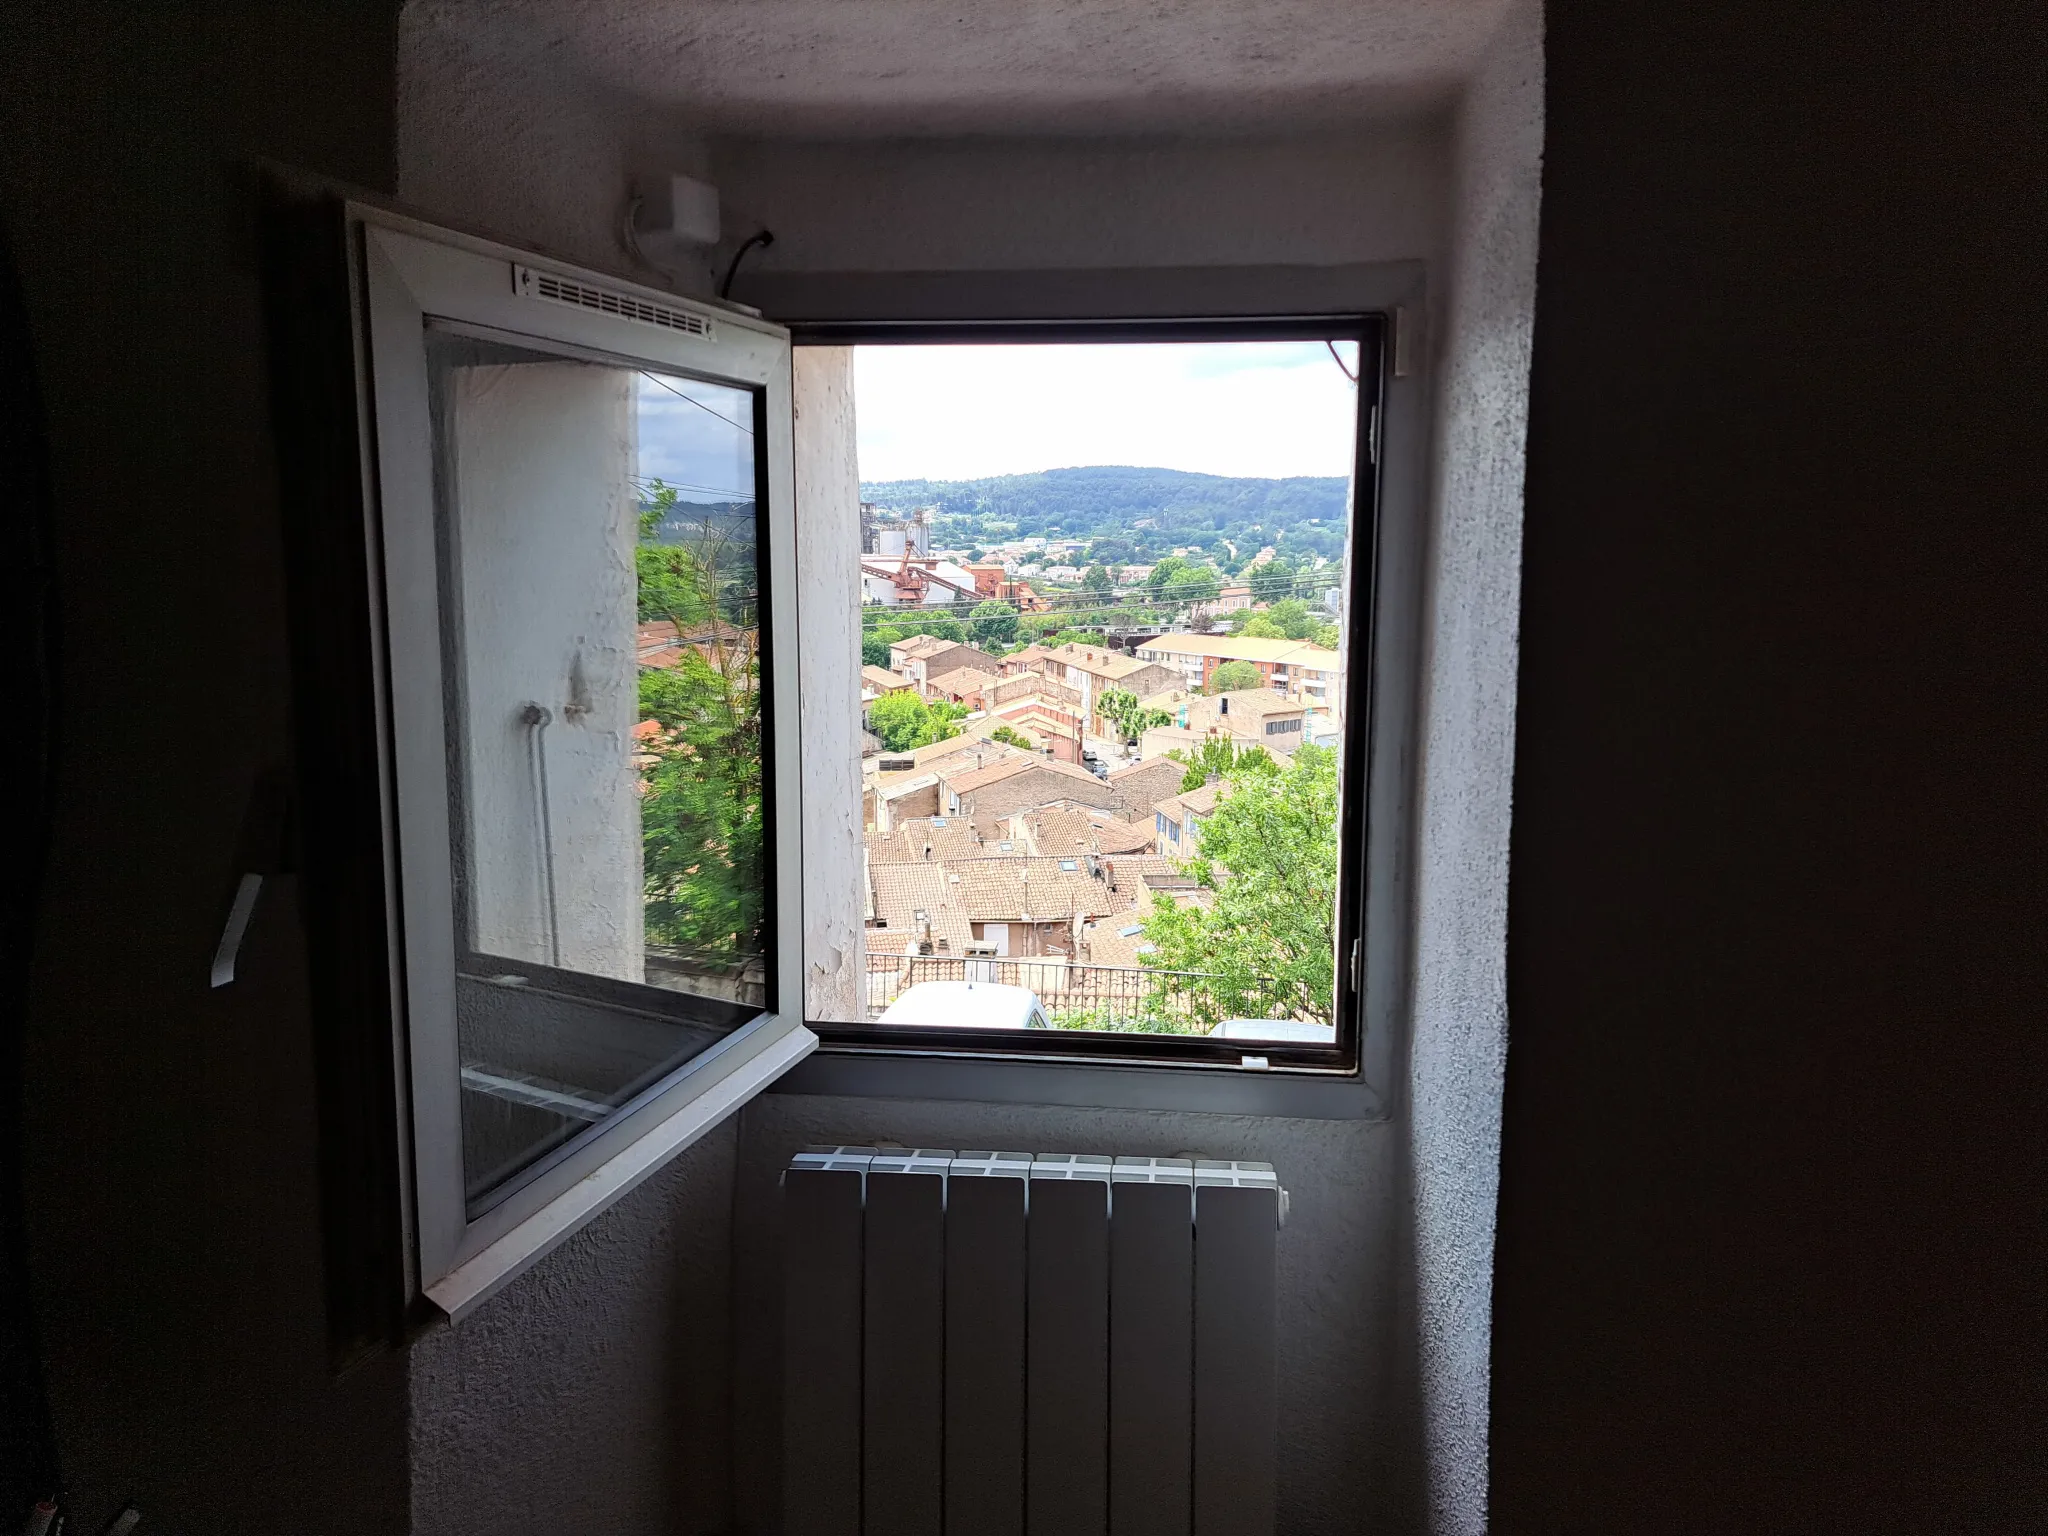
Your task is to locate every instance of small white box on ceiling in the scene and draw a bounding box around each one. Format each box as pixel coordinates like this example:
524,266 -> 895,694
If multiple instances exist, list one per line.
637,173 -> 721,246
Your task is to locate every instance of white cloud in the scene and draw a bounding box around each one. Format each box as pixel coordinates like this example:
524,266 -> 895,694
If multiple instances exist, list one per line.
854,341 -> 1360,483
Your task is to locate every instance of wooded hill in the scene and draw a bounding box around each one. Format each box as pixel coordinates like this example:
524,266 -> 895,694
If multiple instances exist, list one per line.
859,466 -> 1349,562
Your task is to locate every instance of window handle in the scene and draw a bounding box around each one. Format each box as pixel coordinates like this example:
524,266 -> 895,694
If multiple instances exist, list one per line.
211,872 -> 266,988
210,766 -> 294,988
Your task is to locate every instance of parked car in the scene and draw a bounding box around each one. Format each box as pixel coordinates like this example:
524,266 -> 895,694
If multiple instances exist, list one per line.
878,980 -> 1053,1030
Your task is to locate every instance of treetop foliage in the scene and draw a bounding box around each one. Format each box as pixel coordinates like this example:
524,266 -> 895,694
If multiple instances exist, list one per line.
1142,743 -> 1340,1028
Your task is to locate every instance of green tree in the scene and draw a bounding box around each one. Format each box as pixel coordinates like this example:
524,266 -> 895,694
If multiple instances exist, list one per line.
1207,659 -> 1264,694
990,724 -> 1032,748
868,692 -> 966,752
1143,744 -> 1339,1028
871,614 -> 965,644
1166,737 -> 1272,792
1081,564 -> 1114,593
1249,557 -> 1298,604
970,599 -> 1020,649
1085,535 -> 1136,567
861,631 -> 896,668
1097,686 -> 1175,747
1310,622 -> 1340,650
1161,563 -> 1222,606
634,484 -> 765,965
1266,597 -> 1317,640
1235,613 -> 1283,639
1145,555 -> 1189,595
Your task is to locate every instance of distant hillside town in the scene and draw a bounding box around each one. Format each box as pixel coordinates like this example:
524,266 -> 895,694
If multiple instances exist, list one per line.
846,476 -> 1348,1034
629,470 -> 1348,1035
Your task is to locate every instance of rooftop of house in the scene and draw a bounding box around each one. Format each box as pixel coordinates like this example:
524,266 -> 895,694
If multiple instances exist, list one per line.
1020,806 -> 1099,859
943,856 -> 1131,922
1106,756 -> 1191,814
869,737 -> 1026,785
891,633 -> 962,659
1137,633 -> 1340,666
940,752 -> 1105,797
925,665 -> 999,696
867,862 -> 976,954
1201,688 -> 1308,721
1042,641 -> 1156,679
862,664 -> 912,692
893,816 -> 988,863
1079,917 -> 1158,969
1156,781 -> 1223,821
1088,816 -> 1159,855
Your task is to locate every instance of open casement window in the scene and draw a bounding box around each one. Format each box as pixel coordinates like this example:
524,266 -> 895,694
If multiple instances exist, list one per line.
785,319 -> 1385,1085
267,200 -> 810,1352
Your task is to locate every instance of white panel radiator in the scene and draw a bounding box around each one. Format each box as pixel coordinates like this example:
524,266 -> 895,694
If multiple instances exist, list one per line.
782,1147 -> 1284,1536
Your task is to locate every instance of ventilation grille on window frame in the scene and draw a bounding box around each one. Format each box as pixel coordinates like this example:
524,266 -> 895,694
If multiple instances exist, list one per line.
513,265 -> 714,339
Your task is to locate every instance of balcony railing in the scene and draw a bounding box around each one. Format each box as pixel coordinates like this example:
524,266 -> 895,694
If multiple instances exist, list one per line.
863,952 -> 1311,1035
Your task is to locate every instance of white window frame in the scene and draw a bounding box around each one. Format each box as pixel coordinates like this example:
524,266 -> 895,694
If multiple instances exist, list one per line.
305,205 -> 812,1325
750,265 -> 1429,1121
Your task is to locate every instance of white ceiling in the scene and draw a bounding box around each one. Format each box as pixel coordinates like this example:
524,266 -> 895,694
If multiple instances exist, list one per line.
411,0 -> 1515,137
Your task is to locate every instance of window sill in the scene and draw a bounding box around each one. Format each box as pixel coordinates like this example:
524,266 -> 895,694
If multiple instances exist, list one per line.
771,1044 -> 1385,1120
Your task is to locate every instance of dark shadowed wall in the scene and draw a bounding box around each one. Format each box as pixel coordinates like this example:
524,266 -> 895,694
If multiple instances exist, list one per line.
0,5 -> 410,1531
1493,0 -> 2044,1529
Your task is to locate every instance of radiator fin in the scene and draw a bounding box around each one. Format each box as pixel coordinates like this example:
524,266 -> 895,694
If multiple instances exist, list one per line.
781,1148 -> 1281,1536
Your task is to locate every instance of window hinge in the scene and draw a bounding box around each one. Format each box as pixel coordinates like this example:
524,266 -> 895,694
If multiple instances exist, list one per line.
1366,402 -> 1380,466
1349,937 -> 1363,995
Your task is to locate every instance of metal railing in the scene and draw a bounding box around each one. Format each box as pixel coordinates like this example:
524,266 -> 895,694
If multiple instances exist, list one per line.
864,953 -> 1279,1034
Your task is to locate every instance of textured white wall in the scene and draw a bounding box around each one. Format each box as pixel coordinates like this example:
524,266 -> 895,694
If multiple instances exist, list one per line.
398,7 -> 722,295
449,363 -> 643,980
409,1121 -> 740,1535
1405,1 -> 1544,1530
713,127 -> 1449,273
792,347 -> 867,1017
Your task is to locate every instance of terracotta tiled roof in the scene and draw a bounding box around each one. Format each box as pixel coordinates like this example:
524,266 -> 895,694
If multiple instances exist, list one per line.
1202,688 -> 1305,720
1156,782 -> 1222,822
942,857 -> 1119,922
1079,915 -> 1160,969
867,862 -> 974,954
896,817 -> 985,863
871,739 -> 1027,787
863,665 -> 911,692
1088,817 -> 1157,855
1136,634 -> 1339,667
1098,853 -> 1185,892
892,634 -> 957,659
1106,757 -> 1188,813
1023,808 -> 1098,859
926,665 -> 998,696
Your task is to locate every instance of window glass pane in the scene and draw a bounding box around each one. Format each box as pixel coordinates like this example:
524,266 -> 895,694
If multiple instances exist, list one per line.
426,328 -> 769,1208
835,339 -> 1356,1046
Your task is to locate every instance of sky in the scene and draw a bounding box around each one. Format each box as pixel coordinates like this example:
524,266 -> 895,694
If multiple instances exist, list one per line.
636,371 -> 756,503
630,339 -> 1362,498
854,340 -> 1360,483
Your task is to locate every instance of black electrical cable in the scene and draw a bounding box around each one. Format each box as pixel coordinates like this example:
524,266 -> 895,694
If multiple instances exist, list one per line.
718,229 -> 775,301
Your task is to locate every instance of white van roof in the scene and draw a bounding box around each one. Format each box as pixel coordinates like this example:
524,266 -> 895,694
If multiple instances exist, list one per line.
878,980 -> 1050,1030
